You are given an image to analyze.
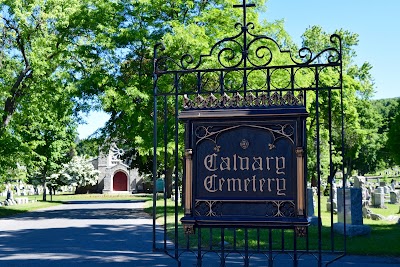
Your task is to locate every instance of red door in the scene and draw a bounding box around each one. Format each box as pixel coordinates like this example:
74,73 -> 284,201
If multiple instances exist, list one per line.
113,172 -> 128,191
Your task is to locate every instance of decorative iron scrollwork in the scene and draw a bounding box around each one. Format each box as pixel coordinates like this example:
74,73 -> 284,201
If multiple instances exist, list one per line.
295,226 -> 307,237
184,224 -> 195,235
183,91 -> 304,109
195,200 -> 222,217
154,27 -> 341,73
195,123 -> 295,149
265,200 -> 296,218
194,200 -> 296,218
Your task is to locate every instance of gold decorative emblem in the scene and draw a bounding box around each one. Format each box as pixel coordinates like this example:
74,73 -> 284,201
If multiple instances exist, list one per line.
240,139 -> 249,149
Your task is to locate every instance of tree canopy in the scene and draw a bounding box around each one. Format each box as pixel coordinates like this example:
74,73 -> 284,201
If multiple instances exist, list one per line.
0,0 -> 397,188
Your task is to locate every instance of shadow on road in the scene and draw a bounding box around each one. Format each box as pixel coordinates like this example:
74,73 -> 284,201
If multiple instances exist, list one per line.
0,200 -> 177,267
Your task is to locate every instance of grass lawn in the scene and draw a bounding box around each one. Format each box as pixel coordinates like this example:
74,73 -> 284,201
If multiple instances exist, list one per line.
0,201 -> 63,217
145,197 -> 400,256
0,193 -> 151,218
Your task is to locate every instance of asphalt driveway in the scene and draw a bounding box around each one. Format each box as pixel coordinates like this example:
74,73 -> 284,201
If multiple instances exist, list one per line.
0,200 -> 177,267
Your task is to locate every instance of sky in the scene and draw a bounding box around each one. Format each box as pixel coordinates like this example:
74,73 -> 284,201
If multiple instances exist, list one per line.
264,0 -> 399,100
78,0 -> 400,139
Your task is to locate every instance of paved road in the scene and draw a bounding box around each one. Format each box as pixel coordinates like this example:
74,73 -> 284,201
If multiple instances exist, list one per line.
0,200 -> 177,267
0,200 -> 399,267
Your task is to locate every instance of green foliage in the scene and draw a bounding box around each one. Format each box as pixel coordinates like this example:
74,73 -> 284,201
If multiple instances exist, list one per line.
0,0 -> 120,184
387,99 -> 400,165
0,0 -> 396,186
76,137 -> 102,158
300,26 -> 377,181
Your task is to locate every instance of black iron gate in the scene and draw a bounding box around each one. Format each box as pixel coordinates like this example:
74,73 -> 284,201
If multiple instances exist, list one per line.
152,1 -> 346,266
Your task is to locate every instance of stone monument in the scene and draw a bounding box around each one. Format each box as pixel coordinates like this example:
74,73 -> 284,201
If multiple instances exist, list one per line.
390,191 -> 399,204
334,187 -> 371,237
307,188 -> 318,225
373,187 -> 385,208
326,183 -> 337,213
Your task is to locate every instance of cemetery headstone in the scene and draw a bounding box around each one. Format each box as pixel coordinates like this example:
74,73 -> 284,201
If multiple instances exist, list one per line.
353,176 -> 365,188
307,188 -> 318,225
334,188 -> 371,237
373,187 -> 385,208
390,191 -> 399,204
384,186 -> 391,194
391,179 -> 396,191
361,185 -> 371,207
326,183 -> 337,213
6,187 -> 13,200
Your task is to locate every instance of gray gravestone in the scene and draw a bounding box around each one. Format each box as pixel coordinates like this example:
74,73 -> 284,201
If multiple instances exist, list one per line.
334,188 -> 371,237
353,176 -> 365,188
390,191 -> 399,204
361,185 -> 371,206
326,184 -> 337,212
384,186 -> 391,194
373,187 -> 385,208
307,188 -> 318,225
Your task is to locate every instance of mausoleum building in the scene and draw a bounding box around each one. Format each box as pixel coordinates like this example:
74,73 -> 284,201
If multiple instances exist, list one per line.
90,143 -> 140,193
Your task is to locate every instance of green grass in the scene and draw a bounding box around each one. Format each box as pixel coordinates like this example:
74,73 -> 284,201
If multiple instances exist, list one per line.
146,197 -> 400,256
0,201 -> 63,217
0,193 -> 151,218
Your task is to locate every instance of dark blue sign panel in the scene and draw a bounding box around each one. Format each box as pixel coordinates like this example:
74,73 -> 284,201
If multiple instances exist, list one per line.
193,121 -> 296,219
195,122 -> 295,200
180,108 -> 308,232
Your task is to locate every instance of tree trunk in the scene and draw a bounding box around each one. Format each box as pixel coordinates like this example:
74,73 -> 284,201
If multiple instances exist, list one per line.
42,186 -> 47,201
1,67 -> 31,133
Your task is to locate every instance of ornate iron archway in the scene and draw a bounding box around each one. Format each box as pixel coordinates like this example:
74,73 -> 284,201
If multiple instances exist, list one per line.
152,1 -> 347,266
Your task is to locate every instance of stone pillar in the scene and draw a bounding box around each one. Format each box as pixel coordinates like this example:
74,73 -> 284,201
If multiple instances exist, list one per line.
334,188 -> 371,236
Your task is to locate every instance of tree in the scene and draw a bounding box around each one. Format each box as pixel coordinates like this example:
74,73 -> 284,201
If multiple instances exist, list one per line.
301,26 -> 376,181
387,99 -> 400,165
0,0 -> 122,184
76,137 -> 102,158
14,84 -> 77,200
57,156 -> 99,193
98,0 -> 303,196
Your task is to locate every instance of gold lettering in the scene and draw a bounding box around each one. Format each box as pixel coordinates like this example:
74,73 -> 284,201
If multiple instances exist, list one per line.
238,155 -> 249,170
276,178 -> 286,196
233,154 -> 237,171
204,174 -> 218,192
220,157 -> 231,171
252,175 -> 257,192
267,178 -> 275,192
244,178 -> 251,192
266,157 -> 273,171
276,157 -> 286,175
259,178 -> 266,192
252,157 -> 263,171
204,153 -> 218,171
219,177 -> 225,191
227,178 -> 242,192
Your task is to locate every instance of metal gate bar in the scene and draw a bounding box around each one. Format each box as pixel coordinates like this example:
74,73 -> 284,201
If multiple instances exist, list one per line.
152,1 -> 346,266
